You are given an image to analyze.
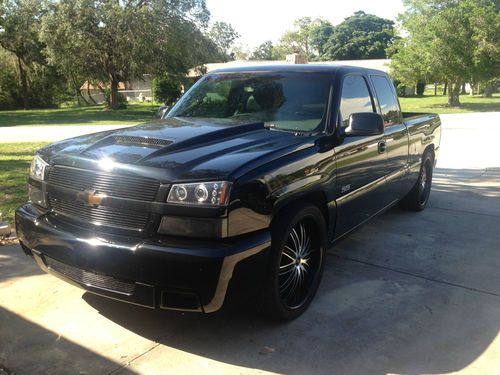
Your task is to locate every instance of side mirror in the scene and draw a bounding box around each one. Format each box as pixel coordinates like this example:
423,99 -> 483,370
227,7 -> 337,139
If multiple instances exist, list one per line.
344,112 -> 384,136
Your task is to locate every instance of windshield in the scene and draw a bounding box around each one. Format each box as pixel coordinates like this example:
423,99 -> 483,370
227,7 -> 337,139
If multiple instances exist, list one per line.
167,72 -> 331,132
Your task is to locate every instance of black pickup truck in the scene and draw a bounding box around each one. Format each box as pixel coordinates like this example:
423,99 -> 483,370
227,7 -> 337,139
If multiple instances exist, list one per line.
16,65 -> 441,320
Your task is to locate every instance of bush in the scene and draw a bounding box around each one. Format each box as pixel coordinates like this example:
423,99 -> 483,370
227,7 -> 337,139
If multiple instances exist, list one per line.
395,82 -> 407,97
152,74 -> 183,106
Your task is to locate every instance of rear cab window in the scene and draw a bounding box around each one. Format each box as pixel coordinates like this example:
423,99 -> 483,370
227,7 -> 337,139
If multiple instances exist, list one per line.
370,75 -> 402,126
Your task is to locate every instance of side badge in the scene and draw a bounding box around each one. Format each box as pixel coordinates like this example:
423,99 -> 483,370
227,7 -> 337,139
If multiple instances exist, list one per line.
341,184 -> 351,194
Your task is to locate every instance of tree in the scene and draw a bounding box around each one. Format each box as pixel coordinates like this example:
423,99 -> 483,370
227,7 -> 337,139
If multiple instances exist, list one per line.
322,11 -> 396,60
41,0 -> 219,109
309,19 -> 334,59
391,0 -> 499,106
0,0 -> 47,109
274,17 -> 317,61
231,44 -> 250,60
250,40 -> 274,60
208,21 -> 240,61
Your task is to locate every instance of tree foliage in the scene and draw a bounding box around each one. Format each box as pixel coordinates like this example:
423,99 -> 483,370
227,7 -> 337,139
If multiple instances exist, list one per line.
208,21 -> 240,61
0,0 -> 48,108
41,0 -> 221,109
250,40 -> 274,60
272,13 -> 396,62
391,0 -> 499,106
273,17 -> 317,60
309,19 -> 334,58
320,11 -> 396,61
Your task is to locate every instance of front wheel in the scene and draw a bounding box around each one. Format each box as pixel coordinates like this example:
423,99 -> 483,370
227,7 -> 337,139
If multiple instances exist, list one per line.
261,202 -> 327,321
400,153 -> 434,211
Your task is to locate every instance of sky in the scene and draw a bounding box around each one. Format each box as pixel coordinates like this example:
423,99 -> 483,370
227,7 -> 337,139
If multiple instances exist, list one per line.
205,0 -> 406,49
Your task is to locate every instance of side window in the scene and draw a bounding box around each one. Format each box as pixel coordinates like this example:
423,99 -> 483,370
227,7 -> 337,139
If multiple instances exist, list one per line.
371,75 -> 402,126
339,75 -> 374,127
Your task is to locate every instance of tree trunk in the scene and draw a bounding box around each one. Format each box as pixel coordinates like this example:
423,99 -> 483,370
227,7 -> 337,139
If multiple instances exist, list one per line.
109,76 -> 119,109
483,86 -> 495,98
17,57 -> 29,110
442,81 -> 448,96
86,84 -> 97,105
74,85 -> 81,106
447,81 -> 461,107
461,82 -> 466,95
434,83 -> 437,96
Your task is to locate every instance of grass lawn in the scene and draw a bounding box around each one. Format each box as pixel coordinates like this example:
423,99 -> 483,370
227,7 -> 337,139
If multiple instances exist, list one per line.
0,142 -> 48,224
0,102 -> 158,127
399,94 -> 500,114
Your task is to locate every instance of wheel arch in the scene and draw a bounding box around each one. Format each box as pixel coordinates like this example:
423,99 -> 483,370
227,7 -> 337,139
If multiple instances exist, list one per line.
271,191 -> 334,239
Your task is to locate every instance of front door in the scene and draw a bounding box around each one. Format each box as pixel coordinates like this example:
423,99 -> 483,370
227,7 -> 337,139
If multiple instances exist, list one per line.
334,75 -> 388,238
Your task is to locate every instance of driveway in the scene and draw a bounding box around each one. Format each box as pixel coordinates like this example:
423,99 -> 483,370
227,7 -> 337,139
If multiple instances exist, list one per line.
1,113 -> 499,374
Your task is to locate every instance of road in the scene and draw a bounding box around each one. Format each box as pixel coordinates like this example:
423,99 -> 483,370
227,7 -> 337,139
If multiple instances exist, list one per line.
0,113 -> 499,374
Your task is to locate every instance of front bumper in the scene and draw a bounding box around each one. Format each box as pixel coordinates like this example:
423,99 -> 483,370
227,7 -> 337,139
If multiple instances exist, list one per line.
15,204 -> 270,312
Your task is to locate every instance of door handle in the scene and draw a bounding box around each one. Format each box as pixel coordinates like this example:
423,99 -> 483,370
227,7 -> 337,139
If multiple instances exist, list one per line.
378,141 -> 387,153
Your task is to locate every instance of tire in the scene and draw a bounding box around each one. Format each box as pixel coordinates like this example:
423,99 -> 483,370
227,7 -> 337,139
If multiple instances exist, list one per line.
260,202 -> 327,321
399,152 -> 434,211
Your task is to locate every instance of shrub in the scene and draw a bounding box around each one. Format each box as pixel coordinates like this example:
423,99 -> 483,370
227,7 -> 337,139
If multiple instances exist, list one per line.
152,74 -> 183,106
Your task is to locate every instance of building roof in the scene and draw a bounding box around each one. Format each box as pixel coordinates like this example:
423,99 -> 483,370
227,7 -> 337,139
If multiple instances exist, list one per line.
80,81 -> 126,90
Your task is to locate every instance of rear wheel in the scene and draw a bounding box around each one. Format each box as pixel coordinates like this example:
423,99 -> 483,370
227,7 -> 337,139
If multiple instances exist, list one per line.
261,202 -> 327,320
400,153 -> 434,211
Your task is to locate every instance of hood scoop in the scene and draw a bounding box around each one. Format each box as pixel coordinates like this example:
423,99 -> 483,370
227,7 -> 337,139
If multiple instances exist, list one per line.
111,135 -> 173,148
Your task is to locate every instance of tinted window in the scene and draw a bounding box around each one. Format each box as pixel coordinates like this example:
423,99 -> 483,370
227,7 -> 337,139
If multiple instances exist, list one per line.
371,75 -> 401,126
339,75 -> 374,127
168,72 -> 331,132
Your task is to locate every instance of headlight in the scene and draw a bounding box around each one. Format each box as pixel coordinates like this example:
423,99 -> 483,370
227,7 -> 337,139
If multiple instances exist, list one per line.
30,155 -> 48,181
167,181 -> 231,206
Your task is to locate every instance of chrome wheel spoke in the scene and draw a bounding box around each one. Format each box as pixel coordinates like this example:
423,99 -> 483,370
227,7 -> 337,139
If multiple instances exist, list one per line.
278,218 -> 321,308
290,228 -> 300,253
279,269 -> 296,293
299,222 -> 306,250
282,246 -> 296,261
285,269 -> 301,299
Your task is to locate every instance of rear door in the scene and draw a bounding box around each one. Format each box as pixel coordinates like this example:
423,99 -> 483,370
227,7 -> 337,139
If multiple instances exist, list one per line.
370,75 -> 408,204
334,74 -> 389,238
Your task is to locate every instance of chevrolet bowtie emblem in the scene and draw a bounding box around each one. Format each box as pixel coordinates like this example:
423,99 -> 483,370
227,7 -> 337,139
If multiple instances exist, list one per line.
78,189 -> 107,207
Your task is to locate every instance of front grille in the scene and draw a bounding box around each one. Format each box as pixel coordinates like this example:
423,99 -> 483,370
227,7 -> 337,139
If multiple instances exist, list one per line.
48,165 -> 160,201
45,256 -> 136,295
49,196 -> 150,230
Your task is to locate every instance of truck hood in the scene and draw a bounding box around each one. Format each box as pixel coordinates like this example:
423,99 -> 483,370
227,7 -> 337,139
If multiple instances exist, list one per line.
39,117 -> 315,181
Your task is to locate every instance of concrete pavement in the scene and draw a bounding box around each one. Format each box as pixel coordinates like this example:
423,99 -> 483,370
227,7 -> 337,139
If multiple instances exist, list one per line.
0,113 -> 499,374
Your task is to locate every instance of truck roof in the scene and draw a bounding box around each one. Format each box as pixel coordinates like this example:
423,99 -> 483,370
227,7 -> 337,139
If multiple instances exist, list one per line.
210,64 -> 388,76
